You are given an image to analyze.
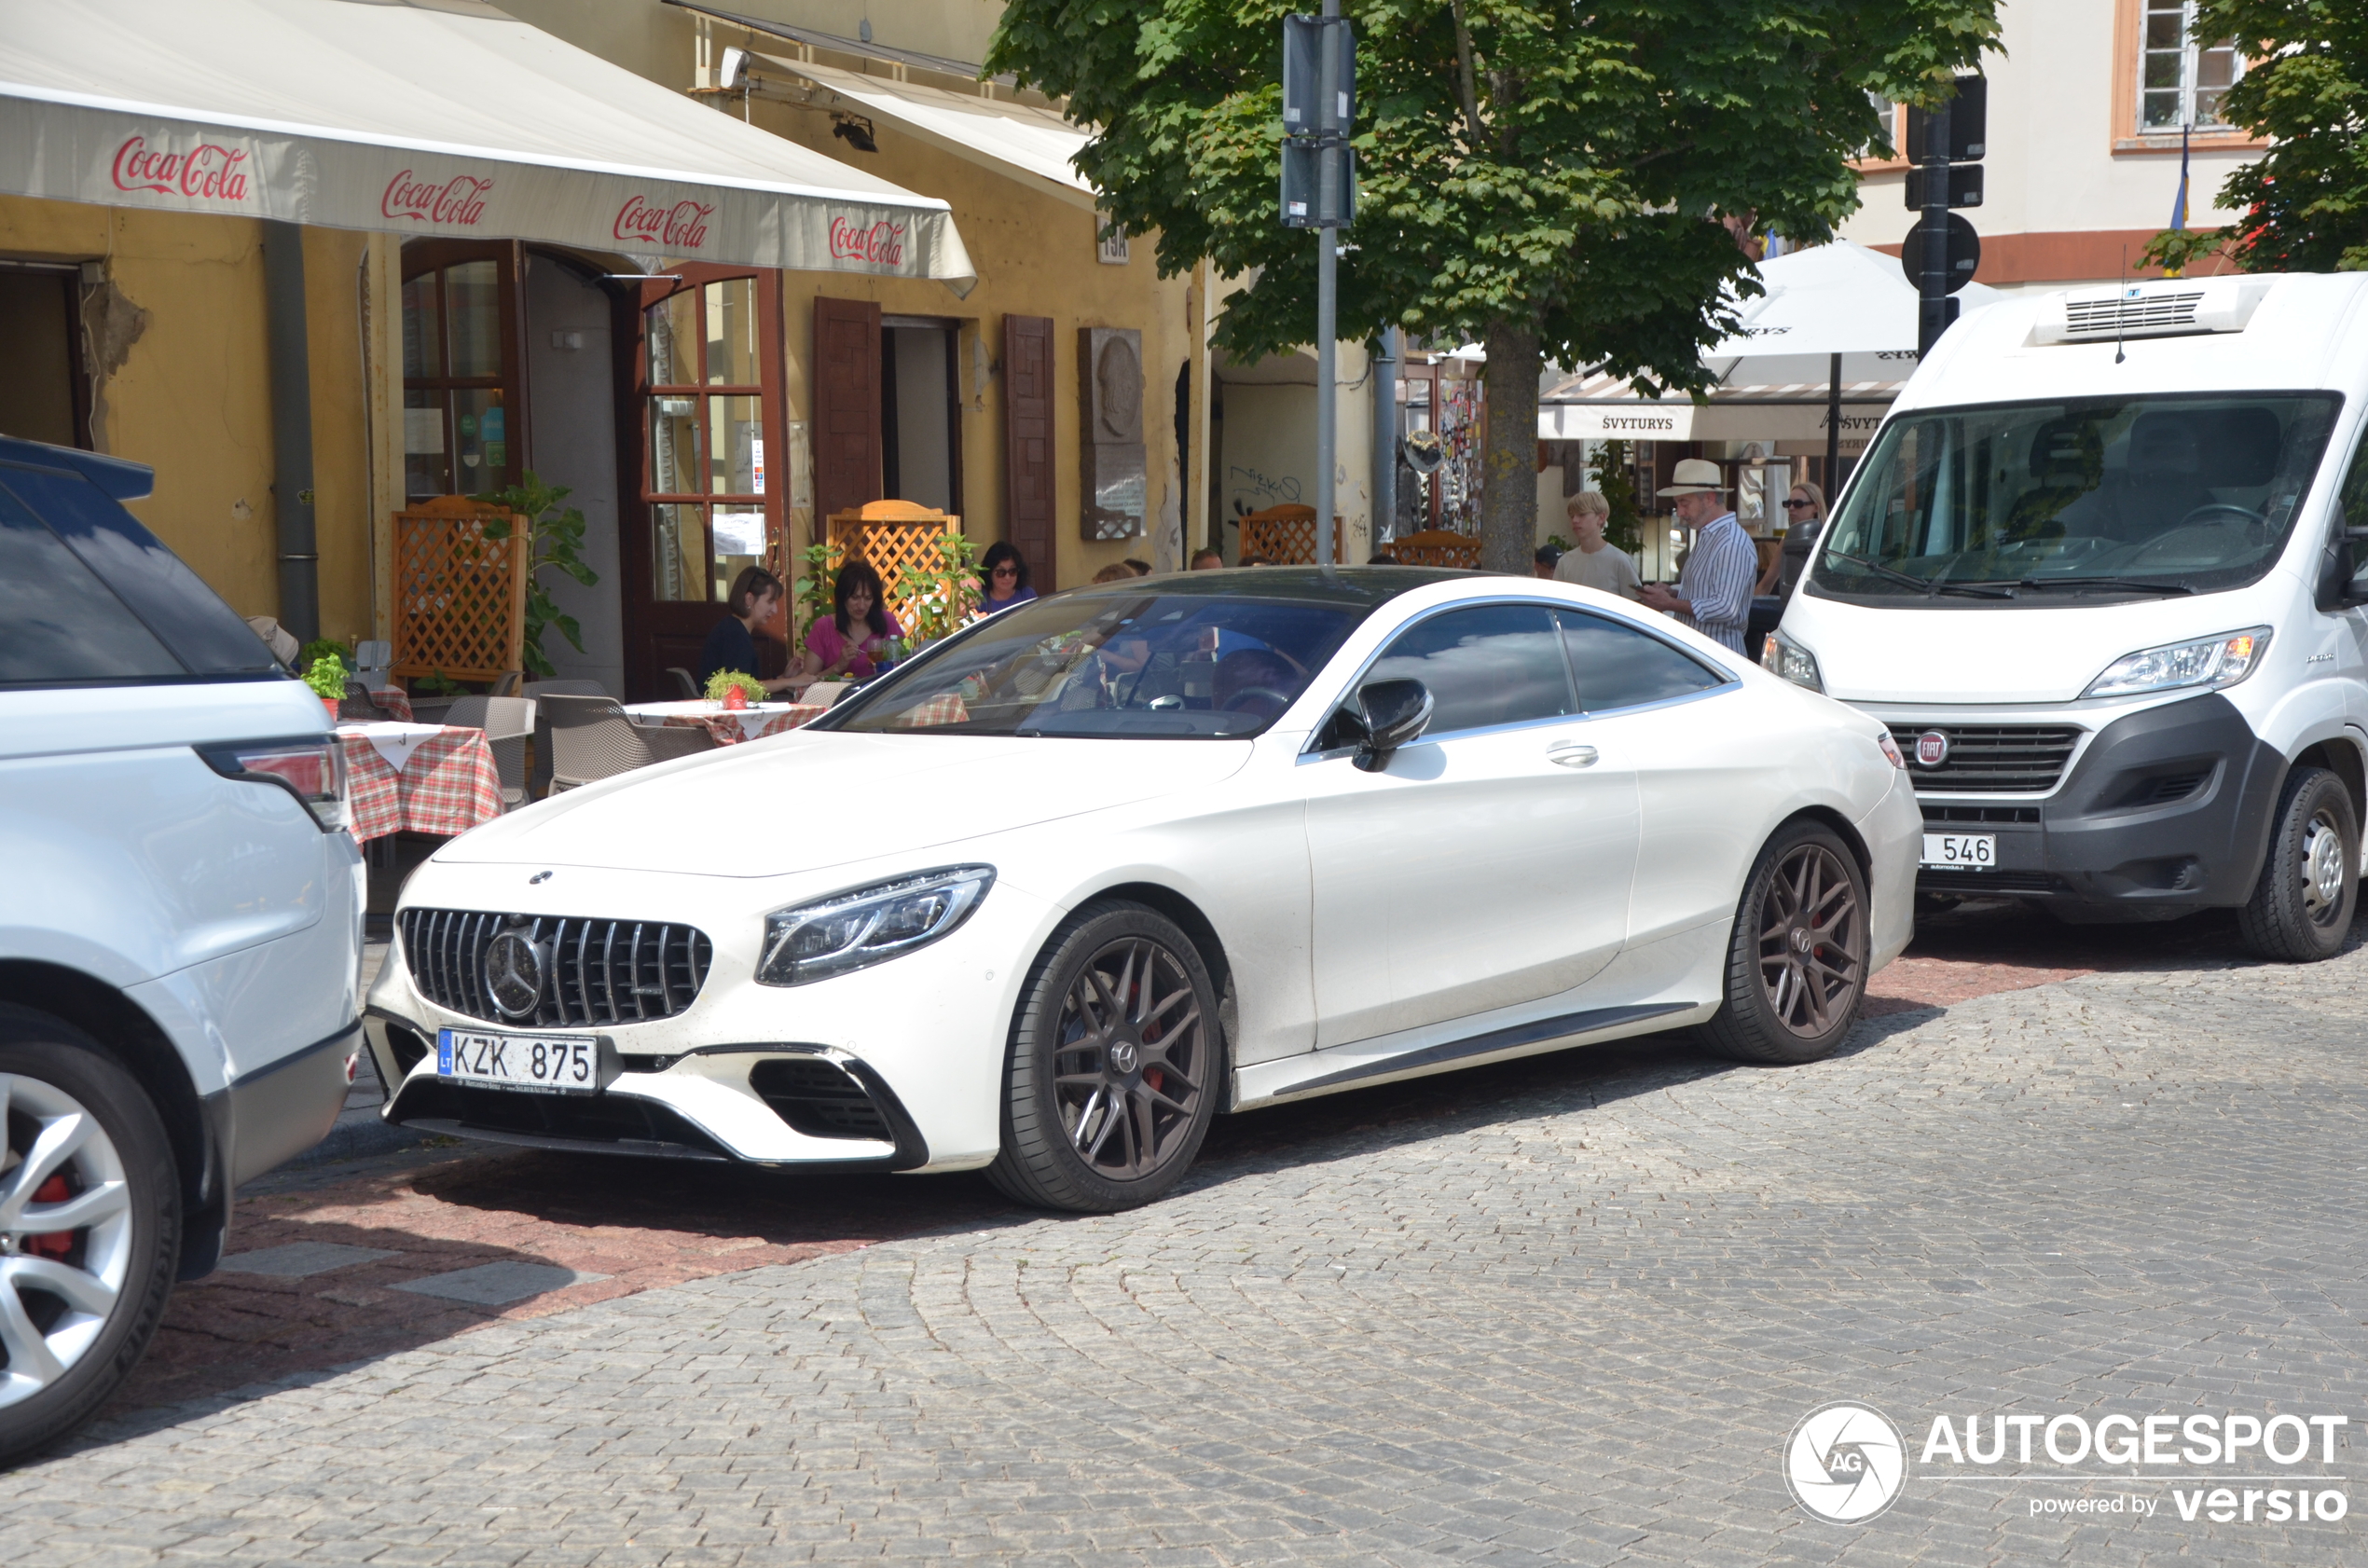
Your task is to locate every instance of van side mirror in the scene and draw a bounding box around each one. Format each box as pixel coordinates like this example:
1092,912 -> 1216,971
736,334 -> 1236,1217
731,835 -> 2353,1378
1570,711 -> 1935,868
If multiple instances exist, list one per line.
1352,678 -> 1432,772
2325,525 -> 2368,610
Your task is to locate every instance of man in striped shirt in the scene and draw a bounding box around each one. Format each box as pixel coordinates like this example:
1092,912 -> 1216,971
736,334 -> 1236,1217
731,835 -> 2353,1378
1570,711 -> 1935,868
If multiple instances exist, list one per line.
1638,458 -> 1756,656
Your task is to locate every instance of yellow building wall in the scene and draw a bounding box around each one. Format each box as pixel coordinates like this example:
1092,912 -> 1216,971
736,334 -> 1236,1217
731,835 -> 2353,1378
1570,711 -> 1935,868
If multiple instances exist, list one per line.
0,196 -> 383,644
742,101 -> 1196,589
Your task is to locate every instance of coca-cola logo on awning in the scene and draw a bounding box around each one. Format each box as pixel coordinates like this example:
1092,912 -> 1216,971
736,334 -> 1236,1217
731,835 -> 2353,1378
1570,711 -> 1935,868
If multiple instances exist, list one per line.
829,216 -> 907,267
111,134 -> 252,203
613,195 -> 713,250
382,170 -> 494,227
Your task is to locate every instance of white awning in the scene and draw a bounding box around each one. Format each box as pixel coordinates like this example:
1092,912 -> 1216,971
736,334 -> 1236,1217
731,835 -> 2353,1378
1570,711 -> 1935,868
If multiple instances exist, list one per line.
0,0 -> 975,286
755,55 -> 1098,211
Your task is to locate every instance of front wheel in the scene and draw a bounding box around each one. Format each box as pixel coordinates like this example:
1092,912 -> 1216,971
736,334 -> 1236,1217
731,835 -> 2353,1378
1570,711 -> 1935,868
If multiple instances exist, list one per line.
0,1010 -> 180,1464
2237,765 -> 2359,963
1699,820 -> 1870,1066
986,903 -> 1221,1213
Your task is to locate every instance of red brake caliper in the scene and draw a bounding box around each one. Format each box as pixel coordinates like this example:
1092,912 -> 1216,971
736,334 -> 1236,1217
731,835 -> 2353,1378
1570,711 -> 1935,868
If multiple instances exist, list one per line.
26,1175 -> 74,1259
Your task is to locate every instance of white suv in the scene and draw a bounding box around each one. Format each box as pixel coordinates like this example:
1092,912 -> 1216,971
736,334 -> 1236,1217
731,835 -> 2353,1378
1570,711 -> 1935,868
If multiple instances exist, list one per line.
0,436 -> 363,1460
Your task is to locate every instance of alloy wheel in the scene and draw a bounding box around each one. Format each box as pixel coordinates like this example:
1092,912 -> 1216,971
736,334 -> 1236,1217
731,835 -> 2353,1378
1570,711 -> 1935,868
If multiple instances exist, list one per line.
2300,810 -> 2347,926
1050,937 -> 1207,1182
1755,843 -> 1866,1038
0,1074 -> 134,1410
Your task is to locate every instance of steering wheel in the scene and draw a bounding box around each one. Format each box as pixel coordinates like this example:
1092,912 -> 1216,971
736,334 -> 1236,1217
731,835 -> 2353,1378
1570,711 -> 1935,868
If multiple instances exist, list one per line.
1222,686 -> 1295,719
2127,503 -> 2269,569
2176,502 -> 2266,530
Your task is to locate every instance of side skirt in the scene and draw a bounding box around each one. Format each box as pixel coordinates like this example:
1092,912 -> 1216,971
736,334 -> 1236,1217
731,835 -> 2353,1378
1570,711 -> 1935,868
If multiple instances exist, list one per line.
1235,1000 -> 1702,1108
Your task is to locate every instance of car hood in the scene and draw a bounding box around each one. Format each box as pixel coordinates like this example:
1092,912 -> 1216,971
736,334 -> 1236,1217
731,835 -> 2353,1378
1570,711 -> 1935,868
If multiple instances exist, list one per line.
434,731 -> 1254,878
1781,586 -> 2284,705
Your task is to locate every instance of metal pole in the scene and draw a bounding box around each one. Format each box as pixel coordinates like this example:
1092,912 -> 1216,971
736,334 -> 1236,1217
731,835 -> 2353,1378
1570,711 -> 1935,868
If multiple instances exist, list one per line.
1917,95 -> 1952,358
1371,327 -> 1398,547
1314,0 -> 1340,569
262,220 -> 320,642
1824,351 -> 1842,492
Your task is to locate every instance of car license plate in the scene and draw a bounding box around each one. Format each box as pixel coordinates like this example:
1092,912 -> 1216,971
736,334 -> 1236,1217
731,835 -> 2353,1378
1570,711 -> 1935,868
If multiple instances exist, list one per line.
1921,832 -> 1997,870
437,1027 -> 600,1093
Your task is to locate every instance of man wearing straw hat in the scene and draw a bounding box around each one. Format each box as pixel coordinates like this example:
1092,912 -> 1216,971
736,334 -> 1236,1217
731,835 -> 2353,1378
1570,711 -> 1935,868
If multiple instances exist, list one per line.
1638,458 -> 1756,656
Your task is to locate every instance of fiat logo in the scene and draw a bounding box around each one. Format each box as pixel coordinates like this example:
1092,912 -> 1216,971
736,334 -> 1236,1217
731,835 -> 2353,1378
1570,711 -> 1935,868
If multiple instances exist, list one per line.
1914,731 -> 1950,767
484,927 -> 546,1019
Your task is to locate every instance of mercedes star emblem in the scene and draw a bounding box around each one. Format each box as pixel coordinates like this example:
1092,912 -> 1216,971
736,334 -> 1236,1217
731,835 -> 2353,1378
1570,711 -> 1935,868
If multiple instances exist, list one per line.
484,928 -> 547,1019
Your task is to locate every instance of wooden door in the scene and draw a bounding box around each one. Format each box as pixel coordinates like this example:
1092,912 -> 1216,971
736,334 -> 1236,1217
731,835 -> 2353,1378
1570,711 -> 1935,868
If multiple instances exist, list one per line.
619,265 -> 787,701
399,240 -> 529,501
814,297 -> 882,522
1003,314 -> 1054,591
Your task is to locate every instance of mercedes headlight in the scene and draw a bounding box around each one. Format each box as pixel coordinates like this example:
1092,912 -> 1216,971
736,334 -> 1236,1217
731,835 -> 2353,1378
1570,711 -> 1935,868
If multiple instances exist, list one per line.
2082,628 -> 2270,699
1762,627 -> 1824,692
758,865 -> 995,986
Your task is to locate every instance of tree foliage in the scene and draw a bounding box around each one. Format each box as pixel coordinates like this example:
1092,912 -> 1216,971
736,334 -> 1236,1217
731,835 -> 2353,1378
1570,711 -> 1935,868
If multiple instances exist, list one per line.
2141,1 -> 2368,275
988,0 -> 1995,569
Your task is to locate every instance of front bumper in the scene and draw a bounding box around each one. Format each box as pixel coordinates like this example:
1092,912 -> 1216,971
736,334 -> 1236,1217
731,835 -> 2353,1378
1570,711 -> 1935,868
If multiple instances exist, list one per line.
363,861 -> 1054,1173
1900,693 -> 2284,913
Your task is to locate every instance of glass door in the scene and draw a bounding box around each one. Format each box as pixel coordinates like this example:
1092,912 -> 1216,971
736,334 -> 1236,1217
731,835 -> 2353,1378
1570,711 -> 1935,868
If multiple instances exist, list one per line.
400,242 -> 524,499
626,267 -> 785,700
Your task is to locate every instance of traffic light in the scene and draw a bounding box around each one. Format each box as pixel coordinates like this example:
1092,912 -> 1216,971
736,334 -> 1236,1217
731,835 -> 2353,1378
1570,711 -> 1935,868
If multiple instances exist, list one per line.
1907,75 -> 1984,353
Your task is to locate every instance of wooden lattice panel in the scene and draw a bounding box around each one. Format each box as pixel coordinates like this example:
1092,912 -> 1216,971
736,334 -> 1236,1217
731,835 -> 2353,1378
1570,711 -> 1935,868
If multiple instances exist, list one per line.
391,496 -> 529,684
826,502 -> 963,634
1239,504 -> 1344,565
1388,529 -> 1482,570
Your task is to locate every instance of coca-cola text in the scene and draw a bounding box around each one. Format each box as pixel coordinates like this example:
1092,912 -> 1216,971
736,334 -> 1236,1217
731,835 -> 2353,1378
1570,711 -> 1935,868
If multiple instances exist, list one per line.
381,170 -> 494,227
613,195 -> 714,250
111,134 -> 251,202
828,216 -> 907,267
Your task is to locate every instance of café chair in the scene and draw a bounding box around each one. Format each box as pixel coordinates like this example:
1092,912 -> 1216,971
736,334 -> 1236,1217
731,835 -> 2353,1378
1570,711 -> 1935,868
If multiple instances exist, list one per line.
338,678 -> 401,722
666,667 -> 700,700
541,694 -> 715,794
522,679 -> 612,799
442,695 -> 536,811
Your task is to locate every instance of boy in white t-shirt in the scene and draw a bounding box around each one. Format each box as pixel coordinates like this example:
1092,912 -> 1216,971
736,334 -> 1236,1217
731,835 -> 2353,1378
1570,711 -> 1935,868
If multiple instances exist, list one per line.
1551,491 -> 1643,599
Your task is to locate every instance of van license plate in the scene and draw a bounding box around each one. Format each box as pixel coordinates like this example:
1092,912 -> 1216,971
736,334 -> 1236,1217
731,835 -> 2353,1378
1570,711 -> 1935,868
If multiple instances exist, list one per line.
437,1028 -> 599,1093
1921,832 -> 1996,870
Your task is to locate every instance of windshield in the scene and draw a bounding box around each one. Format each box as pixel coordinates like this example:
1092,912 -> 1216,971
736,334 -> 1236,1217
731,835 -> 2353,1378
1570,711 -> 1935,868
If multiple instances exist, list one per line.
819,573 -> 1420,738
1811,392 -> 2341,603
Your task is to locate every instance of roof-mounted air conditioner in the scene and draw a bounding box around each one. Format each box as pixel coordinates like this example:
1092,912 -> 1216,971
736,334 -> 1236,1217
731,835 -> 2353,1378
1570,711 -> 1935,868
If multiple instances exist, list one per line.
2033,275 -> 2278,345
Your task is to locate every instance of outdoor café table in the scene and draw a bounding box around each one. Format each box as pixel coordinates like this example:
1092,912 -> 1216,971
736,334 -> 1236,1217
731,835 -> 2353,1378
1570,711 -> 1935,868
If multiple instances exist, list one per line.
364,688 -> 414,721
622,699 -> 826,745
337,722 -> 503,844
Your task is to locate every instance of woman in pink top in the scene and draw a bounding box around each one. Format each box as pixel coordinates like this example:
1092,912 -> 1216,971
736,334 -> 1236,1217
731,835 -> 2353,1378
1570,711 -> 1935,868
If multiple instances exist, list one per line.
798,560 -> 905,683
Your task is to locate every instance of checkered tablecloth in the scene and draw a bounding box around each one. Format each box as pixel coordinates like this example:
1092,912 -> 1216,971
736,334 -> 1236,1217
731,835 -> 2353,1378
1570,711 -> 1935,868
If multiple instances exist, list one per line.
340,726 -> 503,843
625,700 -> 826,746
366,689 -> 414,722
890,692 -> 970,728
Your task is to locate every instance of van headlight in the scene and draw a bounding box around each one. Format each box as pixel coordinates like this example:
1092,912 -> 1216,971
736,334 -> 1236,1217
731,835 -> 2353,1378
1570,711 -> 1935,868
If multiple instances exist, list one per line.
2082,628 -> 2271,699
1762,628 -> 1824,692
759,866 -> 995,986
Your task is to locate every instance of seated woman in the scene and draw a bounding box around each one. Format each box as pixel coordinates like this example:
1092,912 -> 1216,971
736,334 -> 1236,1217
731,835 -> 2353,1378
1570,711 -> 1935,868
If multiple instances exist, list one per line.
698,567 -> 804,695
798,559 -> 904,685
976,542 -> 1038,616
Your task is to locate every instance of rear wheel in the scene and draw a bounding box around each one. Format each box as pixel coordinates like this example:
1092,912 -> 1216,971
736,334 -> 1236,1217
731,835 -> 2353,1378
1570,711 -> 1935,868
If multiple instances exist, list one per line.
2237,765 -> 2358,963
986,903 -> 1220,1213
0,1010 -> 179,1465
1699,820 -> 1869,1066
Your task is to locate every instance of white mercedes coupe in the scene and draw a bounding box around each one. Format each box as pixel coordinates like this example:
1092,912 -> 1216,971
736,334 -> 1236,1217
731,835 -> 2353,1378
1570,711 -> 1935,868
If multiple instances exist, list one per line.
365,569 -> 1919,1211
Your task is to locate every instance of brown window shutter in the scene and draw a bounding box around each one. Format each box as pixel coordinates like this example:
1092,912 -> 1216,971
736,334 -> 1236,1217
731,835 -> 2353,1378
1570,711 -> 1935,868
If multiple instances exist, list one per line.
814,296 -> 882,524
1002,313 -> 1054,591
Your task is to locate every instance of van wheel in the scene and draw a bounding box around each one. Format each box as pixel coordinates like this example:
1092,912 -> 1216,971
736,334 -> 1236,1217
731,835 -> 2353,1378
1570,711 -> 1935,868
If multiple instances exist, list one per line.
2237,766 -> 2358,963
0,1010 -> 180,1465
1699,820 -> 1869,1066
986,902 -> 1220,1214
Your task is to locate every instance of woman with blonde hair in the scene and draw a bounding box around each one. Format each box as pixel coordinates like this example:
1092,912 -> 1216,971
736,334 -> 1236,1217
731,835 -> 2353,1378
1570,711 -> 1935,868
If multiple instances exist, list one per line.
1551,491 -> 1644,599
1774,479 -> 1828,596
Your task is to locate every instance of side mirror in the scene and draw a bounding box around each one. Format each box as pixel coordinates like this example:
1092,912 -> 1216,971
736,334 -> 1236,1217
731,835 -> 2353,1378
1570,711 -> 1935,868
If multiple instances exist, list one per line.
2322,524 -> 2368,611
1352,678 -> 1432,772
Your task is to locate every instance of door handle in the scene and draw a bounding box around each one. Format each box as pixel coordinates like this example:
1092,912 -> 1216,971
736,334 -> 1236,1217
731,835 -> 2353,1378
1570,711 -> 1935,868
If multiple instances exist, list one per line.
1548,743 -> 1599,769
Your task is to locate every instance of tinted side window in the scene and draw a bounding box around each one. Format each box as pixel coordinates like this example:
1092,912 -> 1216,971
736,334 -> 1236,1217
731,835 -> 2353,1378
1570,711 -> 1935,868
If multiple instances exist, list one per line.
0,484 -> 183,685
1367,604 -> 1575,736
1557,610 -> 1725,711
1,461 -> 277,677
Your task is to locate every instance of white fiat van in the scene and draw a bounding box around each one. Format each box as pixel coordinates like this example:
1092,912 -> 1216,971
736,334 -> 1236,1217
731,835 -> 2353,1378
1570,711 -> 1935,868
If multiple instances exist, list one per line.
1767,271 -> 2368,959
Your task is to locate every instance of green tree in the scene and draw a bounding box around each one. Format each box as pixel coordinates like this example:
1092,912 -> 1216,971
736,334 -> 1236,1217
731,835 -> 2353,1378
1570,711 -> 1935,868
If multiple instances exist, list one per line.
988,0 -> 1995,572
477,472 -> 599,679
2142,2 -> 2368,275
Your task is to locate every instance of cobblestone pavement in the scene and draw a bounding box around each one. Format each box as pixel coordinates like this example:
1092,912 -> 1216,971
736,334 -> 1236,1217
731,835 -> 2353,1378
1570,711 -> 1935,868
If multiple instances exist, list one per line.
9,909 -> 2365,1564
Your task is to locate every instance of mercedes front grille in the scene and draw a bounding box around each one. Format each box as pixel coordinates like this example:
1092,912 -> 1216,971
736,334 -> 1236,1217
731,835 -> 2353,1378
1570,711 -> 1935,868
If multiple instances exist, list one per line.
399,909 -> 714,1027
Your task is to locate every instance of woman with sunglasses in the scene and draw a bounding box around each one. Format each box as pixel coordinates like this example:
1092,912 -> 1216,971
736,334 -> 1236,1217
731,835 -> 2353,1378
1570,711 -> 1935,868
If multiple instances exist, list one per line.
1769,480 -> 1828,596
977,542 -> 1038,616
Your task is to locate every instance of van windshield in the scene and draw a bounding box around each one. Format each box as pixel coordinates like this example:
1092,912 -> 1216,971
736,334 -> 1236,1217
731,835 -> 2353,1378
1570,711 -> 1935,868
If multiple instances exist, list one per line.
1810,392 -> 2342,604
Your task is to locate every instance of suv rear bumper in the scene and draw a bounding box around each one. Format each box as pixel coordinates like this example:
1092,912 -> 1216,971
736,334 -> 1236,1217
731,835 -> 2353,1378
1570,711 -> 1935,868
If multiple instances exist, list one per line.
1907,693 -> 2285,914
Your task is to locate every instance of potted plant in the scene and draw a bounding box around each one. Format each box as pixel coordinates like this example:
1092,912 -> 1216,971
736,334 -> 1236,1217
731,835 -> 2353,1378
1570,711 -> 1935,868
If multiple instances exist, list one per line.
303,652 -> 348,722
705,670 -> 765,710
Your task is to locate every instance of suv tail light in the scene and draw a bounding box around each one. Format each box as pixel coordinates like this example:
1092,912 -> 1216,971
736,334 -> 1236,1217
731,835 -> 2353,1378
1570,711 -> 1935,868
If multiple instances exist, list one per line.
198,737 -> 348,832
